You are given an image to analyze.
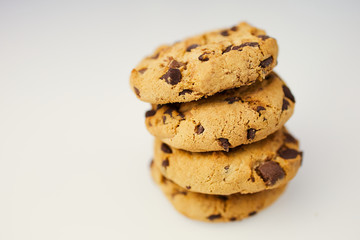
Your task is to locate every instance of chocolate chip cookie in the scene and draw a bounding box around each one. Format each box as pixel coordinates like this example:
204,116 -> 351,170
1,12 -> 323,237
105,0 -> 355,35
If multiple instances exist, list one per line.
151,163 -> 286,222
146,72 -> 295,152
153,127 -> 302,195
131,22 -> 278,104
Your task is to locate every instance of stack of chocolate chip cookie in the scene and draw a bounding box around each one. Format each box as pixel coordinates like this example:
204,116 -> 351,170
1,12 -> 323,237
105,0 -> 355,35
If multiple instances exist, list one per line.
130,22 -> 302,222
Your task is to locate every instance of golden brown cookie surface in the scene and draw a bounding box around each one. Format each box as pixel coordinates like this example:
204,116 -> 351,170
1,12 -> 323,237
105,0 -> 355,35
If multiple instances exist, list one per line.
151,163 -> 286,222
130,22 -> 278,104
146,72 -> 295,152
153,128 -> 302,195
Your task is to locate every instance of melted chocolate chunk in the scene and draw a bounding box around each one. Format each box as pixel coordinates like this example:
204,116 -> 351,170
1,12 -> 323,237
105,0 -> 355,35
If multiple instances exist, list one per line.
222,45 -> 233,54
162,159 -> 169,168
259,56 -> 273,68
229,217 -> 237,221
278,147 -> 300,159
248,211 -> 257,216
161,143 -> 172,154
233,42 -> 259,50
186,186 -> 191,190
258,35 -> 270,40
207,214 -> 222,221
282,85 -> 295,103
282,99 -> 290,111
225,96 -> 241,104
179,89 -> 193,96
169,60 -> 184,69
256,106 -> 266,114
195,124 -> 205,134
145,110 -> 156,118
230,26 -> 238,31
256,161 -> 285,186
138,68 -> 147,74
247,128 -> 257,140
284,132 -> 297,143
220,30 -> 229,36
186,44 -> 199,52
160,68 -> 182,85
164,107 -> 176,117
217,138 -> 231,152
198,53 -> 209,61
134,87 -> 140,97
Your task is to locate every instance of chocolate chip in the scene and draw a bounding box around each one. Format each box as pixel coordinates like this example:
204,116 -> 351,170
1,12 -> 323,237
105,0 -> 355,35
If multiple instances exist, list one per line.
216,195 -> 228,201
195,124 -> 204,134
230,26 -> 238,31
224,165 -> 230,171
164,107 -> 175,117
198,53 -> 209,61
222,45 -> 233,54
282,85 -> 295,103
278,147 -> 300,159
207,214 -> 222,221
161,143 -> 172,154
256,106 -> 266,114
259,56 -> 273,68
247,128 -> 256,140
229,217 -> 237,221
225,96 -> 241,104
282,99 -> 290,111
220,30 -> 229,36
217,138 -> 231,152
179,89 -> 193,96
235,42 -> 260,50
138,68 -> 147,74
160,68 -> 182,85
169,60 -> 184,69
162,116 -> 166,124
162,159 -> 169,168
150,159 -> 154,168
134,87 -> 140,97
248,211 -> 257,216
150,53 -> 159,59
256,161 -> 285,186
156,105 -> 163,110
186,44 -> 199,52
284,132 -> 297,143
186,186 -> 191,190
258,35 -> 270,40
145,110 -> 156,118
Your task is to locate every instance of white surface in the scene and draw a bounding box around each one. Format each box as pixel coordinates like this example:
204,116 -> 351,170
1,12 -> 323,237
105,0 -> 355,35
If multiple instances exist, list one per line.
1,0 -> 360,239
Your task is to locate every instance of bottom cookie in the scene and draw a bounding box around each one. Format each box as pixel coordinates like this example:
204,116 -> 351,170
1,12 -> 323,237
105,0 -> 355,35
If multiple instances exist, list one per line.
151,163 -> 286,222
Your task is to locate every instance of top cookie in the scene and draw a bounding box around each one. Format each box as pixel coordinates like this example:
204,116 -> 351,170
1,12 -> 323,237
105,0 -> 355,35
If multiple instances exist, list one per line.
130,22 -> 278,104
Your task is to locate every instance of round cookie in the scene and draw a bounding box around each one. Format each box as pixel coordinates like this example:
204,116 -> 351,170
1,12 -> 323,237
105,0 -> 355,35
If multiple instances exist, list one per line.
153,127 -> 302,195
130,22 -> 278,104
151,163 -> 286,222
145,72 -> 295,152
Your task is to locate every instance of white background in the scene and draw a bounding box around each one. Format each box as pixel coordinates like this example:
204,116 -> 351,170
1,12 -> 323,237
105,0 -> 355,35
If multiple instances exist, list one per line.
1,0 -> 360,239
